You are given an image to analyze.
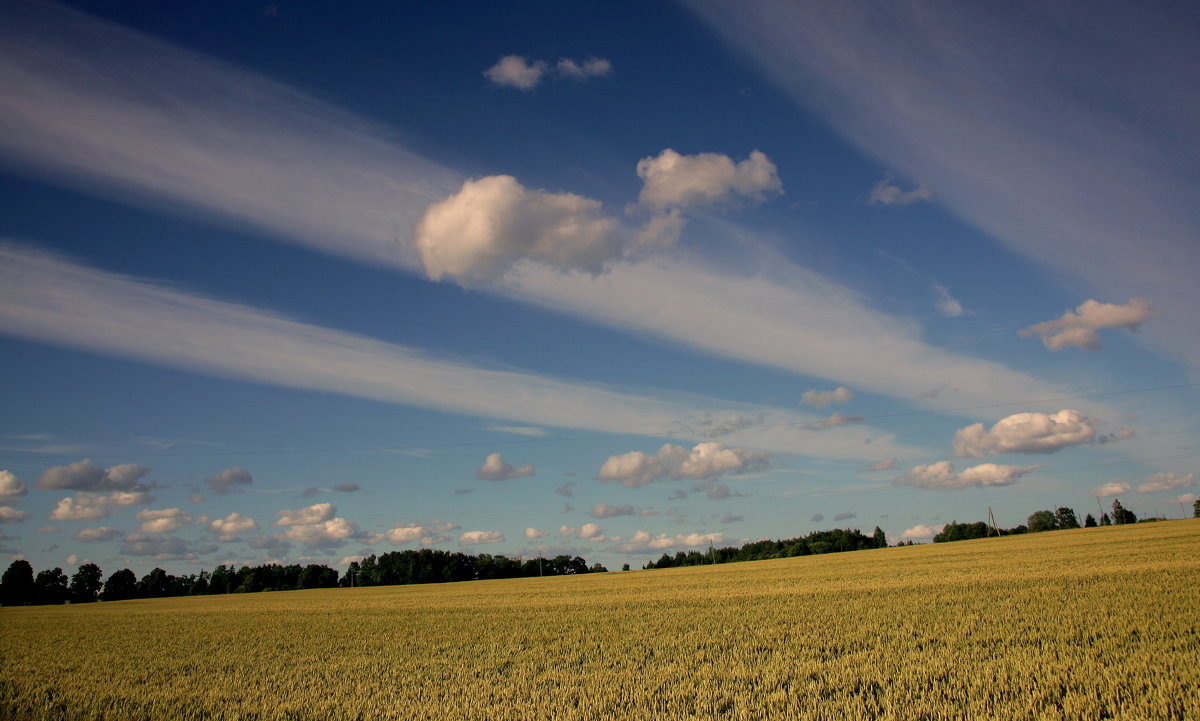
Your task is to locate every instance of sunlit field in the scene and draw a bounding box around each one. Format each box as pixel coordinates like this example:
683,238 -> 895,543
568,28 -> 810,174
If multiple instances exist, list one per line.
3,520 -> 1198,720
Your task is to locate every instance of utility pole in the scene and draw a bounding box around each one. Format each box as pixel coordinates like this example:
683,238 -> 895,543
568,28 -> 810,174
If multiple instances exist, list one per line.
987,507 -> 1000,537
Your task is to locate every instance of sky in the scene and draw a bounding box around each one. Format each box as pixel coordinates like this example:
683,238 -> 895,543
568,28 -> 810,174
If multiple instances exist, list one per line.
1,0 -> 1197,577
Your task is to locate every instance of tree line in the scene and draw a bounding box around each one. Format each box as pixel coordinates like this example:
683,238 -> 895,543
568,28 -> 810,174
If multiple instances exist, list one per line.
346,549 -> 606,587
0,560 -> 341,606
934,498 -> 1161,543
643,527 -> 887,569
0,549 -> 609,606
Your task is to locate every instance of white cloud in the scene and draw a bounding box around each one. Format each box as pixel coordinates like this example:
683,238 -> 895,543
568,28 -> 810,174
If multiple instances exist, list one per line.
617,530 -> 724,553
73,526 -> 122,542
415,175 -> 618,283
899,524 -> 944,541
135,508 -> 204,533
590,503 -> 635,519
636,149 -> 782,211
1092,482 -> 1131,498
1137,472 -> 1196,494
524,527 -> 549,540
953,410 -> 1098,458
1166,492 -> 1197,505
868,458 -> 896,472
555,57 -> 612,79
273,503 -> 336,527
119,533 -> 196,560
34,459 -> 150,492
597,442 -> 768,488
868,177 -> 931,206
379,523 -> 451,546
802,387 -> 854,408
897,461 -> 1041,490
687,2 -> 1200,374
932,284 -> 965,318
0,470 -> 26,503
281,517 -> 357,548
803,412 -> 865,431
484,55 -> 612,89
476,453 -> 535,481
634,207 -> 687,249
459,530 -> 505,546
205,467 -> 253,495
208,512 -> 258,541
484,55 -> 547,90
49,489 -> 155,521
0,506 -> 30,523
1020,299 -> 1155,351
486,425 -> 548,437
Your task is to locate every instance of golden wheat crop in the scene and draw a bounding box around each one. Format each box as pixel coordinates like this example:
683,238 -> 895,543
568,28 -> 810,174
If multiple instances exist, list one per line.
2,520 -> 1198,720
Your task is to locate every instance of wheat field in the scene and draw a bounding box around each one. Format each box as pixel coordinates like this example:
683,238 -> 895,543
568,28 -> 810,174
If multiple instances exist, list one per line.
2,520 -> 1198,720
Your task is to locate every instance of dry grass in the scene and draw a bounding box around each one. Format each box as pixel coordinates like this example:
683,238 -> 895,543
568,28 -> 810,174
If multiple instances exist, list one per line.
2,520 -> 1198,720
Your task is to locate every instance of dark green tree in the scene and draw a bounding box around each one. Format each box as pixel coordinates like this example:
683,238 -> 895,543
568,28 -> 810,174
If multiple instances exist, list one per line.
1054,507 -> 1080,529
1099,512 -> 1112,526
69,563 -> 104,603
872,526 -> 887,548
1193,498 -> 1199,518
1111,499 -> 1137,525
100,569 -> 137,601
1,560 -> 35,606
34,567 -> 70,605
1027,510 -> 1057,532
1083,513 -> 1097,528
621,563 -> 630,571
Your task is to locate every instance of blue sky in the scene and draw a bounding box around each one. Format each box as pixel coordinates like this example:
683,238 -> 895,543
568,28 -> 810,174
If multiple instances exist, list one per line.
1,0 -> 1197,575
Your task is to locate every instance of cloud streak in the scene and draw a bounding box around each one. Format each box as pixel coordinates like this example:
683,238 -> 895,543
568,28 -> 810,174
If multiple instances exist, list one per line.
687,0 -> 1200,374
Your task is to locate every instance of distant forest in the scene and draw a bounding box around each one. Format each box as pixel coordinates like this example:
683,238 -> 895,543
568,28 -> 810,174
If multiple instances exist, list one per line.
0,549 -> 606,607
2,497 -> 1191,607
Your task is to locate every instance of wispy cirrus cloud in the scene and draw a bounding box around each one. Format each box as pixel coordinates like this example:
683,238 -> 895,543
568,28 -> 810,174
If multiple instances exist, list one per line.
687,0 -> 1200,374
0,243 -> 908,459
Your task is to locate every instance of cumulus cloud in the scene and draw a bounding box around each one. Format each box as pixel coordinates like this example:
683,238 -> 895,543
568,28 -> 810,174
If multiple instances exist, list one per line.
208,512 -> 258,542
1092,481 -> 1131,497
953,410 -> 1098,458
484,55 -> 547,90
597,442 -> 768,488
1167,492 -> 1198,505
868,458 -> 897,472
73,526 -> 122,542
34,459 -> 150,492
333,482 -> 361,493
459,530 -> 505,546
0,470 -> 27,503
475,453 -> 535,481
556,482 -> 575,498
281,517 -> 358,548
555,57 -> 612,79
524,527 -> 549,539
617,530 -> 724,553
205,467 -> 253,495
801,386 -> 855,408
590,503 -> 634,519
135,508 -> 204,534
636,149 -> 782,211
897,461 -> 1041,490
1137,472 -> 1195,493
119,533 -> 196,560
0,506 -> 30,523
899,524 -> 945,541
634,207 -> 687,249
484,55 -> 611,90
833,511 -> 857,521
868,177 -> 932,206
416,175 -> 618,283
273,503 -> 336,527
49,489 -> 155,521
1020,299 -> 1155,351
249,535 -> 292,553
